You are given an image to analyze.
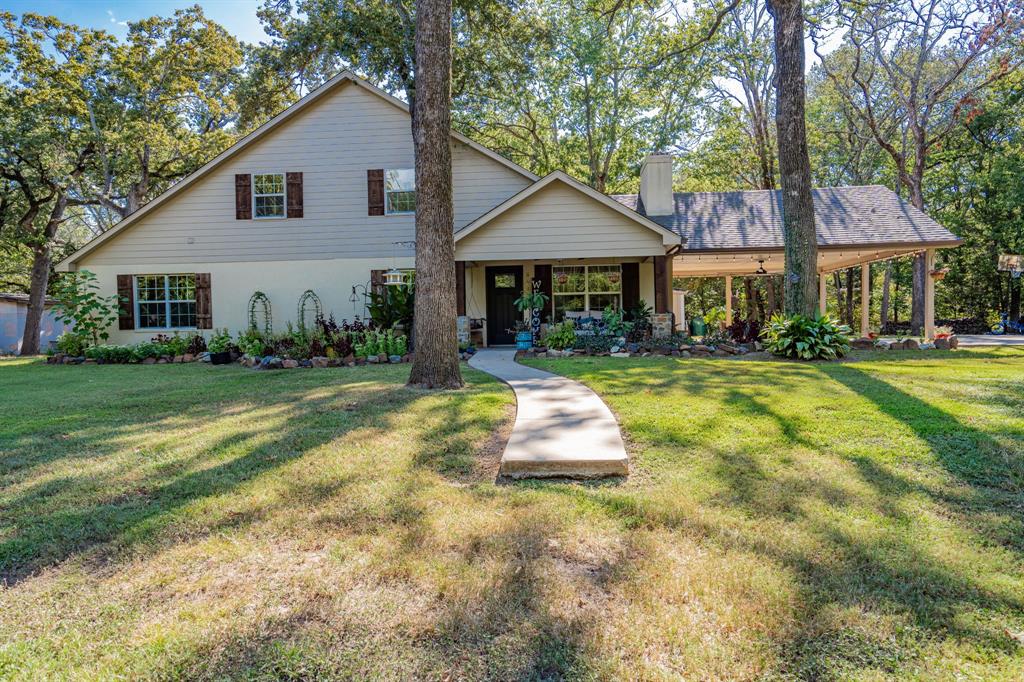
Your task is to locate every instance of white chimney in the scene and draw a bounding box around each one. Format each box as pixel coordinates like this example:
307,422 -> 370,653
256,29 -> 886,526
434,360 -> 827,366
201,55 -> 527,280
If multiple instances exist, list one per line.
639,153 -> 674,216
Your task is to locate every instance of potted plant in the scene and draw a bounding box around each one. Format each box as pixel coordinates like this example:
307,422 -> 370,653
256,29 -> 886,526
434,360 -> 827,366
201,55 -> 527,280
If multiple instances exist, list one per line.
208,328 -> 235,365
934,325 -> 953,340
508,320 -> 534,350
513,284 -> 550,345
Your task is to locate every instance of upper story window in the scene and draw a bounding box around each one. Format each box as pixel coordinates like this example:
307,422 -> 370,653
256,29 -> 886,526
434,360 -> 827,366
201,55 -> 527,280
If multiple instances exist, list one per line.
385,169 -> 416,214
136,274 -> 196,329
253,173 -> 286,218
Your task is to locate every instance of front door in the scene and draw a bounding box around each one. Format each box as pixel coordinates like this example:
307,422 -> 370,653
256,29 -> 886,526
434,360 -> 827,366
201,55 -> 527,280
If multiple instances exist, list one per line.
486,265 -> 523,345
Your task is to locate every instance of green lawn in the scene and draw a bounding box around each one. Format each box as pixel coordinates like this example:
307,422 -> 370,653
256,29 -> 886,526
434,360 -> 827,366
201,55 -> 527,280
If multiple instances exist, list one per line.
1,350 -> 1023,680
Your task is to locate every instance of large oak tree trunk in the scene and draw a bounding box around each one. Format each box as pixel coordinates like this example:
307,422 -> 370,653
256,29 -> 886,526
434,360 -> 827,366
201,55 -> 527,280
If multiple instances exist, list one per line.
768,0 -> 818,316
20,197 -> 67,356
20,246 -> 52,356
407,0 -> 463,389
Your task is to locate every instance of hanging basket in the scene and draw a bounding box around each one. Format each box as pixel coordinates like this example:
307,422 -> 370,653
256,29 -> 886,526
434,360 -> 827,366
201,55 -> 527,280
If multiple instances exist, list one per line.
929,268 -> 949,281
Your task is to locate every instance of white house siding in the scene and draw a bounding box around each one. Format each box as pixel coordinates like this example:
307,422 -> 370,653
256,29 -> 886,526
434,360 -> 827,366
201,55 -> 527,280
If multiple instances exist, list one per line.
455,182 -> 666,261
76,80 -> 532,268
83,257 -> 414,345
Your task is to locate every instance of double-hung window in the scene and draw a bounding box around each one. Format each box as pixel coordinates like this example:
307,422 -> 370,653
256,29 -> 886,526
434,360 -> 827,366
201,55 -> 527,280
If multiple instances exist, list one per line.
552,264 -> 622,318
253,173 -> 286,218
384,169 -> 416,214
135,275 -> 197,329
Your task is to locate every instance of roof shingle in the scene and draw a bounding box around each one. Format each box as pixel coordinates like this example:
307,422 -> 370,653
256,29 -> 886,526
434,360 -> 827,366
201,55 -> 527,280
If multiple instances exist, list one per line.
611,186 -> 960,251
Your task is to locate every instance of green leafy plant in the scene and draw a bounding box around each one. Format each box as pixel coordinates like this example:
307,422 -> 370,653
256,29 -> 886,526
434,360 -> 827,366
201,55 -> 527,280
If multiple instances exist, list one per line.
85,344 -> 137,364
703,306 -> 726,329
208,328 -> 234,354
151,333 -> 188,356
513,289 -> 549,314
237,329 -> 269,357
602,305 -> 633,337
760,313 -> 852,360
545,320 -> 577,350
55,332 -> 87,357
50,270 -> 122,350
368,278 -> 415,329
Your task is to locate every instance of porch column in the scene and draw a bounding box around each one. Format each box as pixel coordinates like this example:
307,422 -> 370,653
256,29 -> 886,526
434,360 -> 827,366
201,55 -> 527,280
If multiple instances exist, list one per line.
924,249 -> 936,339
654,255 -> 671,314
724,275 -> 733,325
818,272 -> 827,316
455,261 -> 466,317
861,263 -> 870,335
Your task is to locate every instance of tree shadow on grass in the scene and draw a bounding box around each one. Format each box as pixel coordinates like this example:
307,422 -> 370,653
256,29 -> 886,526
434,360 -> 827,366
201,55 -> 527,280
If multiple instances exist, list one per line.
0,369 -> 426,585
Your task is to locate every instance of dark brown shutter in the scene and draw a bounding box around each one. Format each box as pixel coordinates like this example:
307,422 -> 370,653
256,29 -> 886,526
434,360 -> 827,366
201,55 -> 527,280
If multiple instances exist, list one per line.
235,174 -> 252,219
195,273 -> 212,329
533,264 -> 553,323
621,262 -> 640,315
455,261 -> 466,316
367,169 -> 385,215
370,269 -> 385,297
654,255 -> 671,314
286,172 -> 303,218
116,275 -> 135,330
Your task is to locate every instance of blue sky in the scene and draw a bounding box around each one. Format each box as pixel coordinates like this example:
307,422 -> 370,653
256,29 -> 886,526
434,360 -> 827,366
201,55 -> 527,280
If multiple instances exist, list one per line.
3,1 -> 272,44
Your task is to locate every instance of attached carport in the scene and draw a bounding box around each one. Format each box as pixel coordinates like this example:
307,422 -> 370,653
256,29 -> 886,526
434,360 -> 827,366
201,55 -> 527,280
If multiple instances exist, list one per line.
617,185 -> 962,338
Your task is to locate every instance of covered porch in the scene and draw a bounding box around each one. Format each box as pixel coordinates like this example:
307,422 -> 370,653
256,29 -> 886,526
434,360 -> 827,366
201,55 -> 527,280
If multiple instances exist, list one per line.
453,170 -> 683,346
455,256 -> 676,346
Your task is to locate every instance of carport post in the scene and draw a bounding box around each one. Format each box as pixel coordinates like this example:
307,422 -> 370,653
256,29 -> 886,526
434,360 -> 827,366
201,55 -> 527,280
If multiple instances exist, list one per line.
924,249 -> 936,339
861,263 -> 870,335
818,273 -> 827,316
724,275 -> 733,325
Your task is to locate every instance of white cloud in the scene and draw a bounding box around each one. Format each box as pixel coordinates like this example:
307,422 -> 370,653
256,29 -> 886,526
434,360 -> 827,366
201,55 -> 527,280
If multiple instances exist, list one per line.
106,9 -> 127,27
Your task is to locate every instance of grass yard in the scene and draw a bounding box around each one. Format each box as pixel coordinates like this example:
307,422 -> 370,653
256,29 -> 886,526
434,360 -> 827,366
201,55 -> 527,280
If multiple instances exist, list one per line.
1,349 -> 1023,680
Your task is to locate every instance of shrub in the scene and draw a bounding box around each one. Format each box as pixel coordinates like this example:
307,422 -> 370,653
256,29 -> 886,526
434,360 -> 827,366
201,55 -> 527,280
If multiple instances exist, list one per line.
50,270 -> 122,351
208,329 -> 234,354
545,320 -> 577,350
574,334 -> 619,354
354,329 -> 406,358
237,329 -> 269,357
727,317 -> 762,344
625,299 -> 653,341
85,344 -> 137,364
185,333 -> 207,355
132,341 -> 165,360
151,333 -> 189,357
761,313 -> 852,360
56,333 -> 87,357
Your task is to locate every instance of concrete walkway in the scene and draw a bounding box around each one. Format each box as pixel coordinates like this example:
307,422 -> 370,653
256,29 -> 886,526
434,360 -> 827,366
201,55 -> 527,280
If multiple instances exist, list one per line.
469,348 -> 628,479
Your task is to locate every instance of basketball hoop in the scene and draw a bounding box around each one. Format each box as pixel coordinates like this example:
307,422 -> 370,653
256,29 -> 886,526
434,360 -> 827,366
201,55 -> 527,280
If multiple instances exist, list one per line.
998,254 -> 1023,279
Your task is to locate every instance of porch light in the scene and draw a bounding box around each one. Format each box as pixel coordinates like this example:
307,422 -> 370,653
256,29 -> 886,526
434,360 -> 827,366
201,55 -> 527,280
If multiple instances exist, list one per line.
755,260 -> 767,275
384,268 -> 406,286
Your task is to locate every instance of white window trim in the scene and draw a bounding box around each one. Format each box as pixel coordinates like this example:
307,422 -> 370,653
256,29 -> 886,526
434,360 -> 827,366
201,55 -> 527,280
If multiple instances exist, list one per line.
384,168 -> 416,215
552,265 -> 623,315
252,172 -> 287,220
134,274 -> 198,330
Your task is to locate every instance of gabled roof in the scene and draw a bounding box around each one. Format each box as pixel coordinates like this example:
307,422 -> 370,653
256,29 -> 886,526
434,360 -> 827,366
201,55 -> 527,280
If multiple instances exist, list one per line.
455,170 -> 683,246
612,186 -> 962,252
58,71 -> 538,271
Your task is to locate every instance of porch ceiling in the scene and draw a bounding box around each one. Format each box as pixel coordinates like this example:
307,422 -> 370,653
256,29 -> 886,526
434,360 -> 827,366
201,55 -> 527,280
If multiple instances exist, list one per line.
672,245 -> 945,278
